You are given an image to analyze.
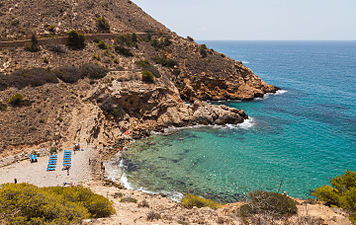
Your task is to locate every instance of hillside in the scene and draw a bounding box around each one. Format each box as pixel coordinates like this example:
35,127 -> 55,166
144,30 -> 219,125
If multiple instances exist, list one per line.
0,0 -> 278,157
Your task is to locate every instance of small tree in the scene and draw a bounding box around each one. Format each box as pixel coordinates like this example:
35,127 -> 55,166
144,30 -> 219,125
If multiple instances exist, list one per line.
97,17 -> 110,32
0,102 -> 7,111
24,34 -> 40,52
141,70 -> 155,83
67,30 -> 85,50
8,94 -> 25,106
97,40 -> 108,49
312,170 -> 356,223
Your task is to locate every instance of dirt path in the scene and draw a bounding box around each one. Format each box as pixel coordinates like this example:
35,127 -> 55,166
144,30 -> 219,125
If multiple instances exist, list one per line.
0,32 -> 149,48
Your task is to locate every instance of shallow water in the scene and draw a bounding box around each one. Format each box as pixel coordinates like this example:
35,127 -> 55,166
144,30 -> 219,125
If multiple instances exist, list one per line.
118,41 -> 356,202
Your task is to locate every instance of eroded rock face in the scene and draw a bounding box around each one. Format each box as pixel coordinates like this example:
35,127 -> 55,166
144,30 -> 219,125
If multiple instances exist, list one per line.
93,78 -> 247,138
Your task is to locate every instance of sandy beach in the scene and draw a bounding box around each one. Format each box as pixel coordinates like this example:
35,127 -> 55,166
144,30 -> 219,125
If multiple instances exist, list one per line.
0,146 -> 95,187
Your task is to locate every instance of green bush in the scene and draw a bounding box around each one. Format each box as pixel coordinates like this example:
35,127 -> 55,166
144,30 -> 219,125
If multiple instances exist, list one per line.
120,197 -> 137,203
8,94 -> 31,107
135,60 -> 160,78
67,30 -> 85,50
115,34 -> 138,48
240,191 -> 298,218
55,63 -> 109,83
151,36 -> 172,49
0,183 -> 115,224
152,55 -> 177,68
24,34 -> 40,52
44,24 -> 56,32
0,102 -> 7,111
97,17 -> 110,32
80,63 -> 109,79
97,40 -> 108,49
180,194 -> 219,209
115,46 -> 133,57
312,170 -> 356,222
146,211 -> 161,221
50,147 -> 57,154
141,70 -> 155,83
0,64 -> 108,90
43,56 -> 49,64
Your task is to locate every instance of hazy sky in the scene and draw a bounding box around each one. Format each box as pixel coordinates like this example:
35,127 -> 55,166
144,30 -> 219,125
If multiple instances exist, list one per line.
132,0 -> 356,40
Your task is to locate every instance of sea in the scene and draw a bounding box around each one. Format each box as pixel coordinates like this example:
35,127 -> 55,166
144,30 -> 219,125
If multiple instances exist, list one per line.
108,41 -> 356,203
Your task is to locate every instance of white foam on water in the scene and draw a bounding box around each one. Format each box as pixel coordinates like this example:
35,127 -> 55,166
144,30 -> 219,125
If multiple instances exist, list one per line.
275,89 -> 288,95
242,61 -> 249,64
226,117 -> 256,130
255,89 -> 288,101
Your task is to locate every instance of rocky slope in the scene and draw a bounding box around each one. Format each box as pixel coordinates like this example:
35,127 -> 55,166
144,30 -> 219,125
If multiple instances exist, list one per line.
0,0 -> 278,156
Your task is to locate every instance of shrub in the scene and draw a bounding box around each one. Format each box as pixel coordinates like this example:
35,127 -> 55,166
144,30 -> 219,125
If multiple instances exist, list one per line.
80,63 -> 109,79
49,45 -> 66,53
138,200 -> 150,208
50,147 -> 57,154
220,53 -> 226,58
152,55 -> 178,68
54,66 -> 82,83
114,46 -> 133,57
113,192 -> 123,199
97,40 -> 108,49
24,34 -> 40,52
93,54 -> 101,61
199,45 -> 208,58
0,184 -> 115,224
44,24 -> 56,32
115,34 -> 138,48
147,211 -> 161,221
55,64 -> 108,83
43,56 -> 49,64
0,102 -> 7,111
8,93 -> 31,107
97,17 -> 110,32
67,30 -> 85,50
8,68 -> 58,88
0,184 -> 81,224
181,194 -> 219,209
240,191 -> 298,218
151,36 -> 172,49
141,70 -> 155,83
120,197 -> 137,203
135,60 -> 160,78
187,36 -> 194,42
312,170 -> 356,222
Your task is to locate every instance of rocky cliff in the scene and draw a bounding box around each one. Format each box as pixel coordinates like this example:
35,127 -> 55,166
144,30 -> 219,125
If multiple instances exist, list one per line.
0,0 -> 278,156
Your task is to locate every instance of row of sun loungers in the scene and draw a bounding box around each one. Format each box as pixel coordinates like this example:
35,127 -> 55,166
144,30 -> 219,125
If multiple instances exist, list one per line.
47,154 -> 57,171
63,150 -> 72,170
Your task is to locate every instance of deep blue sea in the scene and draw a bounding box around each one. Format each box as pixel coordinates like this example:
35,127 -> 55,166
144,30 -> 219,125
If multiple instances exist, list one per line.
117,41 -> 356,202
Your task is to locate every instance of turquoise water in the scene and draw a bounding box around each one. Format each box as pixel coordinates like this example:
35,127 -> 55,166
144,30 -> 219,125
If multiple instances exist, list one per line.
120,41 -> 356,202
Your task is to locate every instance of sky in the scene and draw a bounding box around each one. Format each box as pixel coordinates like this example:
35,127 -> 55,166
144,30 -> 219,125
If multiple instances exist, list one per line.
132,0 -> 356,40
